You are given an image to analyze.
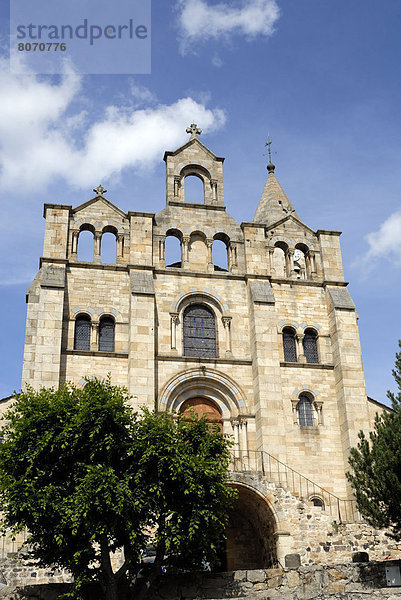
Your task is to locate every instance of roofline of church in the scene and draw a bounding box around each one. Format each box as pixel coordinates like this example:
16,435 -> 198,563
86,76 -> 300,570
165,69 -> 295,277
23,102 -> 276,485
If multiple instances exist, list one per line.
367,395 -> 394,412
0,395 -> 14,404
163,138 -> 225,163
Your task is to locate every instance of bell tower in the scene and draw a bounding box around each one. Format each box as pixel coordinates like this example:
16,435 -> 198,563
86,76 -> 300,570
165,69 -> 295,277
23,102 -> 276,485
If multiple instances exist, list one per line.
163,123 -> 225,208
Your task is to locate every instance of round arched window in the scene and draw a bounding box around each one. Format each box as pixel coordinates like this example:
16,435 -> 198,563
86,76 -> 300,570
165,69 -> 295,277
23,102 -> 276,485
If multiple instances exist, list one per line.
303,329 -> 319,364
74,314 -> 91,351
297,395 -> 315,427
99,316 -> 115,352
183,304 -> 216,358
283,327 -> 297,362
310,496 -> 325,509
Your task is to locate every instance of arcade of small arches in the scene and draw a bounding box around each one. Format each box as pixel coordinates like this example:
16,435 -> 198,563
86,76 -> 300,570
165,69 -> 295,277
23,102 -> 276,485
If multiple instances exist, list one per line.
268,240 -> 318,280
70,223 -> 126,264
157,229 -> 238,273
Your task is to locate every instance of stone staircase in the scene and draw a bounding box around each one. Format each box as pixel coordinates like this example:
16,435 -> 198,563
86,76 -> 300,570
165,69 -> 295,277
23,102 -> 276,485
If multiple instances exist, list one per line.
229,450 -> 361,523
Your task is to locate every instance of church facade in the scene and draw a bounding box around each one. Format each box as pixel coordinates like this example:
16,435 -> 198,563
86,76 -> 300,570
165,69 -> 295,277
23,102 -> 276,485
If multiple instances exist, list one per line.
12,126 -> 396,568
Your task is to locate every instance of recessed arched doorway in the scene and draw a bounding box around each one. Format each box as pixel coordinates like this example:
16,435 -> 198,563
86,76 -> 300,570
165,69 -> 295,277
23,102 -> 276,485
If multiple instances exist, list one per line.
225,484 -> 277,571
179,397 -> 223,432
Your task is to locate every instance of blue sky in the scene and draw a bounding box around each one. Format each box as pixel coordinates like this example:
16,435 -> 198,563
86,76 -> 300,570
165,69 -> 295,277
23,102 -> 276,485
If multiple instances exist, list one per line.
1,0 -> 401,404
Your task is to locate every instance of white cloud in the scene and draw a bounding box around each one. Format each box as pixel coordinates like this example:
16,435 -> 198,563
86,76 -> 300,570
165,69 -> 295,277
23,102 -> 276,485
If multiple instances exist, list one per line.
129,81 -> 157,106
176,0 -> 280,54
212,54 -> 224,68
0,60 -> 226,285
359,210 -> 401,270
0,59 -> 226,193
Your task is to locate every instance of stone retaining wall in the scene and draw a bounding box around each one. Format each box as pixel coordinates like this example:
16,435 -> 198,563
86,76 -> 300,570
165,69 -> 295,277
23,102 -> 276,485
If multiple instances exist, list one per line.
1,562 -> 401,600
150,561 -> 401,599
0,557 -> 72,588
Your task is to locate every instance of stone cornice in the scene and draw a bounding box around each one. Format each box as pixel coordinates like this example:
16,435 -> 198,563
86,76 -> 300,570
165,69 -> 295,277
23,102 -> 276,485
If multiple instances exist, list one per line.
63,349 -> 129,358
156,355 -> 252,366
280,362 -> 334,370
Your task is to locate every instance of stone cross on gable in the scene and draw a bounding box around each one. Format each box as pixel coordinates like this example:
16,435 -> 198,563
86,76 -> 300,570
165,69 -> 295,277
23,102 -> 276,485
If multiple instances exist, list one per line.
93,185 -> 107,197
186,123 -> 202,139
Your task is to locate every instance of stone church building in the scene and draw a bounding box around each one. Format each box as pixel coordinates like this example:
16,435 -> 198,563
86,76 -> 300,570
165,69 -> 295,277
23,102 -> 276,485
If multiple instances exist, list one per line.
4,126 -> 397,568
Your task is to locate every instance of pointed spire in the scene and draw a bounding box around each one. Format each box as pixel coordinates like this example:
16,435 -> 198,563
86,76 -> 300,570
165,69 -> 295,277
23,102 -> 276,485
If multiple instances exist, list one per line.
253,163 -> 300,226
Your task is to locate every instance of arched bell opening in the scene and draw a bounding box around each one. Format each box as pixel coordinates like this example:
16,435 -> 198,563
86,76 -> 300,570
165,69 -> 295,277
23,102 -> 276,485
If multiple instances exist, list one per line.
224,484 -> 277,571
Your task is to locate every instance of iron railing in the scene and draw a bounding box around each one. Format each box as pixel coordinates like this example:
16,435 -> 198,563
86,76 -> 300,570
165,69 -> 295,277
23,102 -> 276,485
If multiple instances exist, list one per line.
229,449 -> 362,524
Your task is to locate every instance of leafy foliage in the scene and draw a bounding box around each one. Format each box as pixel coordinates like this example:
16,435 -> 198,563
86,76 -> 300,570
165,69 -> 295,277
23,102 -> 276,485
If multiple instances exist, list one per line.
347,342 -> 401,540
0,378 -> 235,600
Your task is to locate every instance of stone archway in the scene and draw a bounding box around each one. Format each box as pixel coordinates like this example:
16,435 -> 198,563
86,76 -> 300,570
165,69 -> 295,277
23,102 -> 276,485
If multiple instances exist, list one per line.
225,484 -> 277,571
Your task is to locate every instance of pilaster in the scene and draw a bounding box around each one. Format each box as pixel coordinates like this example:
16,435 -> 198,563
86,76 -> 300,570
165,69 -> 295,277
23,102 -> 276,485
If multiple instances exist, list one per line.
327,286 -> 370,496
128,269 -> 156,409
22,263 -> 66,390
248,280 -> 287,460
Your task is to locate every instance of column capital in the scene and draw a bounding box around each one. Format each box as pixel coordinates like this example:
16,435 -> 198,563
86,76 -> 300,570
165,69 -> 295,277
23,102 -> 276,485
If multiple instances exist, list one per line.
222,316 -> 232,328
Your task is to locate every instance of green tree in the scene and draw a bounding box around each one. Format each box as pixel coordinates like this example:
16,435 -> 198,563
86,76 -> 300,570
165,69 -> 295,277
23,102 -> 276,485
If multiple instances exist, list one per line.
0,378 -> 235,600
347,342 -> 401,539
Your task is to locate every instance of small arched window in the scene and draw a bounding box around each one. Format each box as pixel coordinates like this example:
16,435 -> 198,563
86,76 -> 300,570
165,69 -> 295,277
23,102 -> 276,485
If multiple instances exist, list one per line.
99,316 -> 115,352
184,175 -> 204,203
77,228 -> 94,262
101,230 -> 117,264
165,234 -> 181,267
183,304 -> 216,358
283,327 -> 297,362
273,244 -> 287,277
74,314 -> 91,351
297,395 -> 315,427
310,496 -> 325,509
303,329 -> 319,364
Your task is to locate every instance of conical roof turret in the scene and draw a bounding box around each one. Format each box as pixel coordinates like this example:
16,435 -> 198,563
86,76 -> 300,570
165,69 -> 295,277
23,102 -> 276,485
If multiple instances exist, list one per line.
253,162 -> 300,226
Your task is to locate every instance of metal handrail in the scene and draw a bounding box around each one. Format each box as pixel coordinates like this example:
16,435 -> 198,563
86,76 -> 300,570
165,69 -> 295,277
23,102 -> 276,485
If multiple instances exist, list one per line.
229,449 -> 362,524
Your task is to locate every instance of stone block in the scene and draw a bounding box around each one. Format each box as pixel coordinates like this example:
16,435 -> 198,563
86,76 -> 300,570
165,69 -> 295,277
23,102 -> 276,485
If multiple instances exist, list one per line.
130,271 -> 155,295
285,554 -> 301,569
247,569 -> 266,583
249,281 -> 275,304
328,287 -> 355,311
41,264 -> 66,289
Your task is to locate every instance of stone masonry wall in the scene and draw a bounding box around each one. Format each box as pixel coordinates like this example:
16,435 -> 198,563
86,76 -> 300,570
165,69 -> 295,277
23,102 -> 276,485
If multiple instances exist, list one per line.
1,562 -> 401,600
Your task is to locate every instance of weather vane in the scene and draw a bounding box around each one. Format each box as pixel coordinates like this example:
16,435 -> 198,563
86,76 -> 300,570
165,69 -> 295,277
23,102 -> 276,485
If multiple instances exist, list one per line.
265,136 -> 272,163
